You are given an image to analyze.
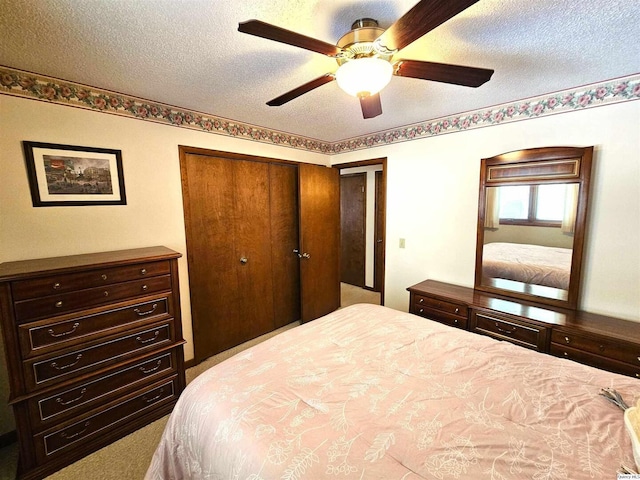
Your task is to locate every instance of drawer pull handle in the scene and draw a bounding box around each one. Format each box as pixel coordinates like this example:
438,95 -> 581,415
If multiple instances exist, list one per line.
61,421 -> 90,440
134,303 -> 158,316
495,322 -> 516,335
48,322 -> 80,338
563,352 -> 569,357
101,274 -> 108,281
637,357 -> 640,363
598,345 -> 605,352
53,282 -> 62,290
419,298 -> 424,304
418,308 -> 424,314
564,336 -> 571,344
143,388 -> 164,403
55,301 -> 63,308
56,388 -> 87,406
142,284 -> 148,291
454,308 -> 459,314
139,360 -> 162,374
453,319 -> 459,324
103,291 -> 109,297
140,268 -> 147,275
51,354 -> 83,370
636,373 -> 639,378
136,331 -> 160,344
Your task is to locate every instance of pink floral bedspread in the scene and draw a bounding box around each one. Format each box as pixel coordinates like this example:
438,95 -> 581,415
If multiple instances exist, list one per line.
146,304 -> 637,479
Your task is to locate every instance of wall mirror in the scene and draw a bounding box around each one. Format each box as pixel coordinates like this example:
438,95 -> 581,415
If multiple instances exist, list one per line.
474,146 -> 593,309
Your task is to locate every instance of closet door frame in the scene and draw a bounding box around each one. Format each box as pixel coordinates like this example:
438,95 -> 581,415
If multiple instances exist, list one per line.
333,157 -> 387,305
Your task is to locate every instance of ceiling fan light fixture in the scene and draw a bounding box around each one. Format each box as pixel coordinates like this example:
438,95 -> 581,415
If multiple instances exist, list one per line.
335,57 -> 393,97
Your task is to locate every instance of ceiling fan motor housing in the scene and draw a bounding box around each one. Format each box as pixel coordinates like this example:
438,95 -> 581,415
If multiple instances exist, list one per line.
336,18 -> 393,65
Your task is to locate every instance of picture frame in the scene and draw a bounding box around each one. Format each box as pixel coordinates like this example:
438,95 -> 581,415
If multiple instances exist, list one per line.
23,141 -> 126,207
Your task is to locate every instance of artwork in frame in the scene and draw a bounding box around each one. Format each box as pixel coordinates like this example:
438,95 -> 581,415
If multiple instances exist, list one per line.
23,141 -> 126,206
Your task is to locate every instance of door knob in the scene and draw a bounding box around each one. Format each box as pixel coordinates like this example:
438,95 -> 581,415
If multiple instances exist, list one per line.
293,249 -> 302,258
301,252 -> 311,259
240,257 -> 248,264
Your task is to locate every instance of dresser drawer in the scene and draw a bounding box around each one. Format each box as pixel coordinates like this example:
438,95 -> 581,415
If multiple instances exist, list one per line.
550,343 -> 640,379
34,376 -> 178,463
471,309 -> 549,351
414,305 -> 468,330
28,351 -> 177,430
11,260 -> 171,301
551,330 -> 640,367
24,322 -> 175,389
414,294 -> 467,317
14,275 -> 172,322
18,296 -> 170,358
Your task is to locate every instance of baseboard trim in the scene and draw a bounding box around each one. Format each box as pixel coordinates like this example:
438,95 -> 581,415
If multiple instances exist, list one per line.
0,429 -> 17,448
184,358 -> 196,370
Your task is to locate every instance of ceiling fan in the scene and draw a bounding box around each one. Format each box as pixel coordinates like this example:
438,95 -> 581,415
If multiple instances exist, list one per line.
238,0 -> 494,119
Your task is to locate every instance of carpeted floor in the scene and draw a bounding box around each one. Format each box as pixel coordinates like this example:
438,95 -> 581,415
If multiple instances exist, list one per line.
0,321 -> 299,480
340,282 -> 381,307
0,285 -> 379,480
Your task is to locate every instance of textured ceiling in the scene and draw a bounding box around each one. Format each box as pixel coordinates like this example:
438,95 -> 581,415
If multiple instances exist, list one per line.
1,0 -> 639,143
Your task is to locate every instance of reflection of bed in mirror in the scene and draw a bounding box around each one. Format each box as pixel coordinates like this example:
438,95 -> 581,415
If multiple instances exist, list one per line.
482,241 -> 572,290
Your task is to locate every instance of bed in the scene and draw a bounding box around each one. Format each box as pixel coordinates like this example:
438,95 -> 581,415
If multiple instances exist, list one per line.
146,304 -> 638,479
482,242 -> 572,290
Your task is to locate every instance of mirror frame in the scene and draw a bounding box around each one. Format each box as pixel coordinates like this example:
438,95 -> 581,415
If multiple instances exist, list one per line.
474,146 -> 593,310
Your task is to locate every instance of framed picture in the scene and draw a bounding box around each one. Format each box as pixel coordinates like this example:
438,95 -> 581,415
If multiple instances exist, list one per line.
23,141 -> 126,207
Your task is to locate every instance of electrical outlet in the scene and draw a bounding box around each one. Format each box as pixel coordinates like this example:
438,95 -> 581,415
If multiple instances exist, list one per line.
399,238 -> 406,248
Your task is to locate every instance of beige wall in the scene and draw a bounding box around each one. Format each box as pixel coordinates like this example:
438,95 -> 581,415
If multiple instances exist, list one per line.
332,101 -> 640,322
0,95 -> 328,435
484,224 -> 574,249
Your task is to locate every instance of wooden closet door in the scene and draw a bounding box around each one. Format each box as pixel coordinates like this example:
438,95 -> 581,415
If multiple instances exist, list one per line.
181,153 -> 274,362
340,173 -> 366,287
233,159 -> 275,341
298,164 -> 340,322
269,164 -> 301,328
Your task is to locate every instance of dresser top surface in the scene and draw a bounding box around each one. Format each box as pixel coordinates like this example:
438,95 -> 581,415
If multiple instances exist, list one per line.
408,279 -> 640,344
0,246 -> 181,281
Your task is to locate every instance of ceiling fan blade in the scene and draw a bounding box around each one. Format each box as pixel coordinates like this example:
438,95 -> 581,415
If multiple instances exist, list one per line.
394,59 -> 493,87
266,74 -> 335,106
360,93 -> 383,119
239,20 -> 343,57
375,0 -> 480,52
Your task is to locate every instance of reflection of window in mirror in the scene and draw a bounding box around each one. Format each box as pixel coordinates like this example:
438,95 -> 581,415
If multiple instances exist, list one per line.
498,184 -> 567,224
484,184 -> 579,250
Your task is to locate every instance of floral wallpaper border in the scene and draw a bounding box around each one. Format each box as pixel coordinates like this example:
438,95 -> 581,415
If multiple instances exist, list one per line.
1,65 -> 639,155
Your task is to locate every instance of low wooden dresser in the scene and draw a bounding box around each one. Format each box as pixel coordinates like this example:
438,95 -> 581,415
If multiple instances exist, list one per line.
408,279 -> 640,378
0,246 -> 186,480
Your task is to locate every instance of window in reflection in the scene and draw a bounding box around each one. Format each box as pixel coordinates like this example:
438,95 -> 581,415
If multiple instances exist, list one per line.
497,184 -> 568,226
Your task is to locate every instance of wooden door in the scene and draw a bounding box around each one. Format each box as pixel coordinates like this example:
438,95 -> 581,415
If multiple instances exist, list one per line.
374,170 -> 385,294
340,173 -> 366,287
298,163 -> 340,322
269,163 -> 301,328
233,159 -> 275,341
181,151 -> 275,362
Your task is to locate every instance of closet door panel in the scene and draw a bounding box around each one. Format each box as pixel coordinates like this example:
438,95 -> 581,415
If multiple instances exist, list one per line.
233,160 -> 275,340
182,153 -> 239,361
340,173 -> 366,288
269,164 -> 301,327
298,164 -> 340,322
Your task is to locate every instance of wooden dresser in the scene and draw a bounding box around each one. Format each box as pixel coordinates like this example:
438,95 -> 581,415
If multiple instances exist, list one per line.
408,279 -> 640,378
0,246 -> 186,480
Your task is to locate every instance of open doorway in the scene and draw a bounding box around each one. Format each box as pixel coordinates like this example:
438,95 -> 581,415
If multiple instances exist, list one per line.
334,158 -> 386,307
